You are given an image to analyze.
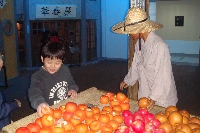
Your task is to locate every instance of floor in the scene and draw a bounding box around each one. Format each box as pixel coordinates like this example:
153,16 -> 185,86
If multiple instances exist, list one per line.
1,59 -> 200,122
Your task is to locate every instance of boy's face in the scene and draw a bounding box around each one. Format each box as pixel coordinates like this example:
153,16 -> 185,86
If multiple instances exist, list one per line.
41,56 -> 62,74
0,54 -> 3,70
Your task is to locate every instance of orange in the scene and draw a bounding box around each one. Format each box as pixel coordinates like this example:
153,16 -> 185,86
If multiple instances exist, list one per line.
109,94 -> 116,101
113,115 -> 123,124
110,99 -> 120,107
93,113 -> 100,120
75,123 -> 88,133
109,120 -> 119,131
91,107 -> 100,114
87,130 -> 95,133
102,106 -> 113,113
61,120 -> 74,131
101,124 -> 113,133
59,105 -> 66,113
41,107 -> 54,116
35,117 -> 42,128
78,104 -> 88,110
124,97 -> 130,103
69,115 -> 82,126
85,108 -> 94,117
112,105 -> 122,113
100,110 -> 109,115
53,108 -> 63,120
105,92 -> 115,100
120,102 -> 130,111
111,110 -> 120,116
89,120 -> 101,132
106,113 -> 114,121
65,130 -> 75,133
65,102 -> 77,113
100,95 -> 109,104
52,124 -> 65,133
116,92 -> 127,102
74,109 -> 87,121
41,114 -> 54,127
98,114 -> 110,124
85,117 -> 96,125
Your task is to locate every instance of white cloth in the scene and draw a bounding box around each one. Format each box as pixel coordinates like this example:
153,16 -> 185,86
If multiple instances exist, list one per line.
124,32 -> 178,108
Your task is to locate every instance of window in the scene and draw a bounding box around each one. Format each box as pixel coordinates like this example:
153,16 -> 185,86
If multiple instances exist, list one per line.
86,20 -> 97,61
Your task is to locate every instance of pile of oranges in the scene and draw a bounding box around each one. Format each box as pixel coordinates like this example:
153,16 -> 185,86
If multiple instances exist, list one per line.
16,92 -> 130,133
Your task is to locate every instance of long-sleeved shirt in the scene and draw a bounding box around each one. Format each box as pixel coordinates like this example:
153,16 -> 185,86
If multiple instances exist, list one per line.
0,92 -> 18,130
124,32 -> 178,108
28,64 -> 79,109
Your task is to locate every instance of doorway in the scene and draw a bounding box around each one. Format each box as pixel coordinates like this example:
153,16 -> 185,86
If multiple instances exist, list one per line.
30,20 -> 97,67
17,20 -> 97,67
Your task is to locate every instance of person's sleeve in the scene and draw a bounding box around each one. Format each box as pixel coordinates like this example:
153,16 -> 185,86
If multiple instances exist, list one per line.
28,75 -> 47,109
124,44 -> 140,86
65,67 -> 79,92
0,93 -> 18,120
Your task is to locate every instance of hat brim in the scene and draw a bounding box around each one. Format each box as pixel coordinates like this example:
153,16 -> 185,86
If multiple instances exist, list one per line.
112,20 -> 163,34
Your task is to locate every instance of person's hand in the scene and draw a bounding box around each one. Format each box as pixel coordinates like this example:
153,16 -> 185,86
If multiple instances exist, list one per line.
147,99 -> 155,111
68,90 -> 78,98
15,99 -> 21,107
120,81 -> 128,91
37,103 -> 50,117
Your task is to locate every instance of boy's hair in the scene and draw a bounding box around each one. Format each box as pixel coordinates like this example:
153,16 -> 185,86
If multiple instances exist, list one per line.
0,49 -> 2,55
42,42 -> 65,61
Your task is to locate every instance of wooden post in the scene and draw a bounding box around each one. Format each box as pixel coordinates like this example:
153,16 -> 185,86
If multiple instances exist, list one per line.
127,0 -> 149,100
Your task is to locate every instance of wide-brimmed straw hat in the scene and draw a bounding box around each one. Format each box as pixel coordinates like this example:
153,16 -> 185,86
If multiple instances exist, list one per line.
112,7 -> 163,34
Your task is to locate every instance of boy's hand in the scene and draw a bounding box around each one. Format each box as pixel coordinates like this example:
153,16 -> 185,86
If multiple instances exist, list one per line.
68,90 -> 78,98
37,103 -> 50,117
15,99 -> 21,107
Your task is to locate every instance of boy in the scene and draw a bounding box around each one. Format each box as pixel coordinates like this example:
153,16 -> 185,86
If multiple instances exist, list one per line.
28,42 -> 79,117
0,49 -> 21,130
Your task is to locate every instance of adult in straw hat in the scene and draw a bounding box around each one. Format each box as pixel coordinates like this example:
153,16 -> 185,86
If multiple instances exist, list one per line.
113,7 -> 178,110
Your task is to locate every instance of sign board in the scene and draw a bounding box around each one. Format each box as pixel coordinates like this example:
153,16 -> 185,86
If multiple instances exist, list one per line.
0,0 -> 6,9
36,5 -> 76,18
130,0 -> 145,9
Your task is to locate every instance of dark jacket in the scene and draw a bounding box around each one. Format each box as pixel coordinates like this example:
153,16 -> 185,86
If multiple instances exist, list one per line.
0,91 -> 18,130
28,64 -> 79,109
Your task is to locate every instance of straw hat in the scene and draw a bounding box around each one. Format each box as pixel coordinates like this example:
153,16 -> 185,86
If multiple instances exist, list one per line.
112,7 -> 163,34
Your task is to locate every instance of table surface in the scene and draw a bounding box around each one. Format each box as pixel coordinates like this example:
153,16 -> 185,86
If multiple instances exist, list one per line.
2,87 -> 166,133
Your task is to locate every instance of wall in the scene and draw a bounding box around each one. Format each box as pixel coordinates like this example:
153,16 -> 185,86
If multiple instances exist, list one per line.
102,1 -> 199,65
0,0 -> 18,78
156,0 -> 200,55
101,0 -> 129,59
101,1 -> 156,59
28,0 -> 102,59
86,0 -> 101,58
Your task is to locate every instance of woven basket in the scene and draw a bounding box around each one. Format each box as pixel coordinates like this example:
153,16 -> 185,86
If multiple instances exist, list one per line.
2,87 -> 166,133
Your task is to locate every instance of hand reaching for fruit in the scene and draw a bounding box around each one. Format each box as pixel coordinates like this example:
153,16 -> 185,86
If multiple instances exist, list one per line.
119,81 -> 128,90
68,89 -> 78,98
37,103 -> 50,117
147,99 -> 155,111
